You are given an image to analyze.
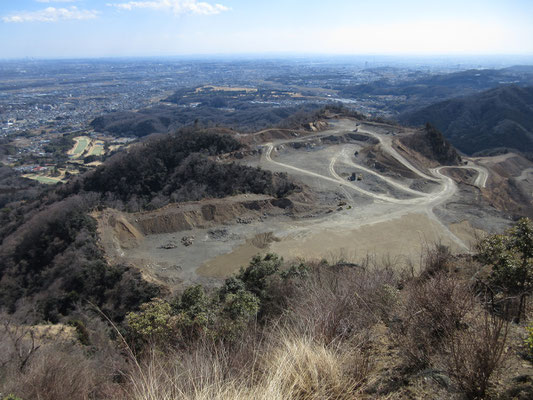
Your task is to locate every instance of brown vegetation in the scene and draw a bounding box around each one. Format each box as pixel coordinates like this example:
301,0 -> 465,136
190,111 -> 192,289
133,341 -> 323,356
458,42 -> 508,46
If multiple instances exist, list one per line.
1,220 -> 533,399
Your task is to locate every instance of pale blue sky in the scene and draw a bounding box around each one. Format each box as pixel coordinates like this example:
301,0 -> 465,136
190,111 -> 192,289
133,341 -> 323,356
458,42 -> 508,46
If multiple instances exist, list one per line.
1,0 -> 532,59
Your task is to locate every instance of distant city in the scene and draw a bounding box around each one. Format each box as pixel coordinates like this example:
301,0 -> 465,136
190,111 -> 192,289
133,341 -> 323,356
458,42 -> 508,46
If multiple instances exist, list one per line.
2,57 -> 533,184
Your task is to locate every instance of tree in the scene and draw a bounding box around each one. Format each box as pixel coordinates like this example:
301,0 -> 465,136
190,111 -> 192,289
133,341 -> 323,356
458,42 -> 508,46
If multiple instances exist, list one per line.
172,285 -> 214,340
235,253 -> 282,300
477,218 -> 533,321
126,298 -> 175,344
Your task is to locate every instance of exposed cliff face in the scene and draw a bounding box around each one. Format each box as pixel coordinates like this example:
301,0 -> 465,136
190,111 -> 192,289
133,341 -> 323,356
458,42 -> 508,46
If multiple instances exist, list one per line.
305,120 -> 328,132
399,123 -> 462,166
93,194 -> 303,251
134,197 -> 290,235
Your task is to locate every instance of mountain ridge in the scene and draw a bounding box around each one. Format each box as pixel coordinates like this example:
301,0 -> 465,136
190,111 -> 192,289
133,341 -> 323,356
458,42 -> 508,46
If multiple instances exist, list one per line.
400,85 -> 533,156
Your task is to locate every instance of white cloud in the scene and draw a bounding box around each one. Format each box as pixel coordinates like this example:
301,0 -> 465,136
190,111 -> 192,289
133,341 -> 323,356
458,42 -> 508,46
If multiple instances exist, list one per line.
2,6 -> 99,23
107,0 -> 229,15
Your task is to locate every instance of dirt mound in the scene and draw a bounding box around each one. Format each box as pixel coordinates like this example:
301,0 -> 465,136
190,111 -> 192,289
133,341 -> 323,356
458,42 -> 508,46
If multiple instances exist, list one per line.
362,144 -> 420,179
93,208 -> 143,251
239,129 -> 304,146
240,123 -> 328,146
250,231 -> 281,249
344,132 -> 379,144
475,153 -> 533,217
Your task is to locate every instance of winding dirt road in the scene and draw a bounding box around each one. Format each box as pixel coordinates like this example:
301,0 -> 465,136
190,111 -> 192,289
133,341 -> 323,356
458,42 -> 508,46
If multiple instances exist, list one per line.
262,119 -> 488,251
439,164 -> 489,188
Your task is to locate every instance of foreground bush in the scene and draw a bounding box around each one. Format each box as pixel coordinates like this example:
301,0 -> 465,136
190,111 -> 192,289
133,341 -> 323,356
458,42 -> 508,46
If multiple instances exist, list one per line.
444,311 -> 509,399
526,323 -> 533,356
477,217 -> 533,322
2,243 -> 526,399
395,272 -> 474,370
126,255 -> 281,347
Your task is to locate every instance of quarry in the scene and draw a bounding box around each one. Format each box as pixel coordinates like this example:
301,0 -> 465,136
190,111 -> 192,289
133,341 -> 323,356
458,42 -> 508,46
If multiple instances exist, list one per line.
92,117 -> 528,290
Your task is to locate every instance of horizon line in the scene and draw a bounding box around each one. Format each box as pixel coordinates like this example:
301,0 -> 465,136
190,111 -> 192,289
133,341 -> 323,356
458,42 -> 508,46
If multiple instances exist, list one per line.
2,52 -> 533,63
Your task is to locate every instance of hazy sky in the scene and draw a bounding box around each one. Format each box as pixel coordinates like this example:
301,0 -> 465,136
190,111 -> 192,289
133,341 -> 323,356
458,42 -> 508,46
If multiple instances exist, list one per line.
1,0 -> 532,59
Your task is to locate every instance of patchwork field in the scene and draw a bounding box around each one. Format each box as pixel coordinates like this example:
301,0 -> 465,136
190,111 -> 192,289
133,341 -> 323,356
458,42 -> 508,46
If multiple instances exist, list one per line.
87,140 -> 105,156
68,136 -> 90,158
23,174 -> 65,185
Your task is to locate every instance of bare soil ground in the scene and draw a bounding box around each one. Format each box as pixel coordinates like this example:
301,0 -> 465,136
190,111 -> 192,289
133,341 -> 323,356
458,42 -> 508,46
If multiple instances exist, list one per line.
94,118 -> 532,289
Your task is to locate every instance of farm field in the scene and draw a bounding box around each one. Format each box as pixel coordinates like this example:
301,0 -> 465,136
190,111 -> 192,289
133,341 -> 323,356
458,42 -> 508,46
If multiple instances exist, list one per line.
68,136 -> 90,158
87,140 -> 105,156
23,174 -> 65,185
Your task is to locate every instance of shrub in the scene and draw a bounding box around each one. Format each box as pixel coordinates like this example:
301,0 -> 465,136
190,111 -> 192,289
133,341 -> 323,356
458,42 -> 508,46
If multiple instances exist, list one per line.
126,298 -> 176,345
1,344 -> 112,400
526,323 -> 533,356
173,285 -> 215,342
235,253 -> 282,300
68,319 -> 91,346
477,218 -> 533,321
0,318 -> 41,373
419,243 -> 453,279
218,290 -> 260,340
443,311 -> 509,399
2,395 -> 22,400
395,273 -> 474,370
287,264 -> 398,344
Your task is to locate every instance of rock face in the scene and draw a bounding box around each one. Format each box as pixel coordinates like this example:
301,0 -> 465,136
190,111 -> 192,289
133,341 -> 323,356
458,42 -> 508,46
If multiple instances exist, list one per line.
134,198 -> 276,235
305,121 -> 328,132
399,124 -> 462,166
92,209 -> 144,250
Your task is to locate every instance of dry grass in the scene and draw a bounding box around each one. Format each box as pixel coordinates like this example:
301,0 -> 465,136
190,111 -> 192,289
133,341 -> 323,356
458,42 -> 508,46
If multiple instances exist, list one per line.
2,246 -> 523,400
260,334 -> 366,400
125,331 -> 367,400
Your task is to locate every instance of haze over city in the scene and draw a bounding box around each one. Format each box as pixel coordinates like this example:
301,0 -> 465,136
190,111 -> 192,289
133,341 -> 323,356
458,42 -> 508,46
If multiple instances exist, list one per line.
1,0 -> 533,59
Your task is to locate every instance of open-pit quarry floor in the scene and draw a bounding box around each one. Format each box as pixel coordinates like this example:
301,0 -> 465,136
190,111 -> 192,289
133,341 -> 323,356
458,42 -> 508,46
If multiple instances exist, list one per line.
94,118 -> 528,289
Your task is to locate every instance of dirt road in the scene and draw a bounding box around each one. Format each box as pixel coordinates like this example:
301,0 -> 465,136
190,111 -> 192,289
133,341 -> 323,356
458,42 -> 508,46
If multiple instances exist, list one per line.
262,119 -> 487,251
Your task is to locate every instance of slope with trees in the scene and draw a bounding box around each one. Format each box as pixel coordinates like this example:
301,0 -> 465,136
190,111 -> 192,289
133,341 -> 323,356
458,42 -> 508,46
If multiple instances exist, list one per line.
2,219 -> 533,399
0,127 -> 296,324
401,85 -> 533,156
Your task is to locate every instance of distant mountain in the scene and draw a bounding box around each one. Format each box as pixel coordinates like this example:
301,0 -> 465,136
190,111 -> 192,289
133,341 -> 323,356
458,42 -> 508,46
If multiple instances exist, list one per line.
339,66 -> 533,113
400,85 -> 533,155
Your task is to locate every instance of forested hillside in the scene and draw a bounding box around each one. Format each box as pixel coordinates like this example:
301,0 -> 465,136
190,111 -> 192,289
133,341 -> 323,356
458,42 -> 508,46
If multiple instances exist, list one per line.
0,127 -> 295,323
401,85 -> 533,155
339,67 -> 533,113
90,95 -> 322,137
